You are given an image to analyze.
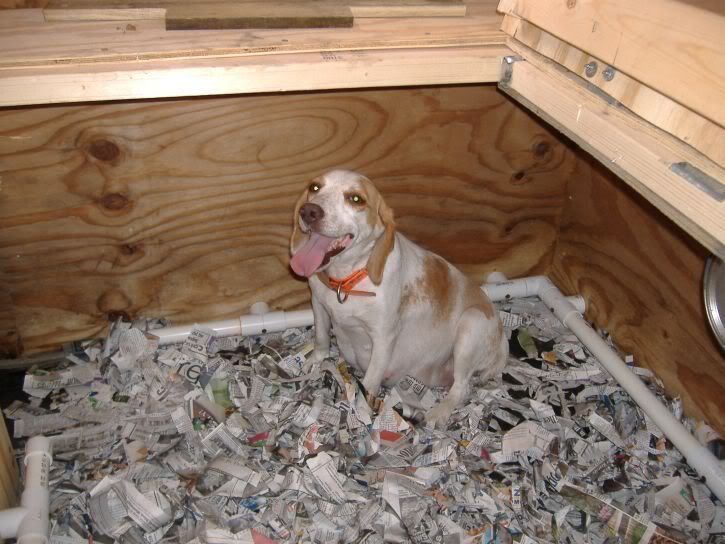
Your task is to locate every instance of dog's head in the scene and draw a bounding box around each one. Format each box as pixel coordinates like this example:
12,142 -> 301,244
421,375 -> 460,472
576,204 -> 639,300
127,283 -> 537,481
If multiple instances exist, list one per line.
290,169 -> 395,284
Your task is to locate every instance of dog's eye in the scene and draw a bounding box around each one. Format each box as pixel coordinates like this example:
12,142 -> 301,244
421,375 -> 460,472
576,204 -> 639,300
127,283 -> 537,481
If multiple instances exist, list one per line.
348,193 -> 365,205
309,182 -> 321,192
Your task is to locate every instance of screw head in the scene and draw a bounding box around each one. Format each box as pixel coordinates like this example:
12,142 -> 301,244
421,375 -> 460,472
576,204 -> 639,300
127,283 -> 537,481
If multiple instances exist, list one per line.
584,61 -> 598,77
602,66 -> 616,81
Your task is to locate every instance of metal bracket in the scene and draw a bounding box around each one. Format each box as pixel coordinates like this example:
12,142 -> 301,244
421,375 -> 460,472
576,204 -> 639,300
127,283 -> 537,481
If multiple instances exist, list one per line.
670,162 -> 725,202
500,55 -> 524,87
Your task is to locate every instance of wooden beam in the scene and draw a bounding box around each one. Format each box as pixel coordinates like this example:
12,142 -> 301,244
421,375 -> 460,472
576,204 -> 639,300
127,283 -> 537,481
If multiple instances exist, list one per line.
0,418 -> 18,511
0,7 -> 503,69
43,6 -> 165,19
497,0 -> 725,127
42,0 -> 467,22
0,276 -> 21,358
164,3 -> 354,30
0,45 -> 509,106
501,15 -> 725,169
348,0 -> 466,18
500,43 -> 725,259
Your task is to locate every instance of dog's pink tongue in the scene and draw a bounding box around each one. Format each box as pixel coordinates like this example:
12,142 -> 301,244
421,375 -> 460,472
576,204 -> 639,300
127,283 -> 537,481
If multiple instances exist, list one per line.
291,232 -> 335,277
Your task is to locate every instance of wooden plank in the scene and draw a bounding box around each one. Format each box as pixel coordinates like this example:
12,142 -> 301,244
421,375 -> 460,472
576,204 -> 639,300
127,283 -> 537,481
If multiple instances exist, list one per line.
551,157 -> 725,434
501,15 -> 725,169
0,4 -> 503,68
497,0 -> 725,127
0,276 -> 22,358
0,417 -> 18,510
500,43 -> 725,260
42,0 -> 467,21
0,45 -> 508,106
349,0 -> 465,17
0,86 -> 576,353
164,3 -> 353,30
43,6 -> 166,20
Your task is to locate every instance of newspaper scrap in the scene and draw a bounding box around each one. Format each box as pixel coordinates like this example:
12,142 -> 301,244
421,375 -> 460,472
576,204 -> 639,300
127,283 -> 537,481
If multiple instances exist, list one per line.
3,298 -> 724,544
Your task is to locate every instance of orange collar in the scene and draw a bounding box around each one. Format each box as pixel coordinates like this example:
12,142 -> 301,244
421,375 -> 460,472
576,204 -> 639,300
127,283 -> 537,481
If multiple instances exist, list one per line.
318,268 -> 376,303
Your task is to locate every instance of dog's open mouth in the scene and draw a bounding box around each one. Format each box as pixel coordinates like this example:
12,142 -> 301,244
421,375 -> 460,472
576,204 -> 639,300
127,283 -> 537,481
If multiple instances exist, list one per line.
291,232 -> 354,277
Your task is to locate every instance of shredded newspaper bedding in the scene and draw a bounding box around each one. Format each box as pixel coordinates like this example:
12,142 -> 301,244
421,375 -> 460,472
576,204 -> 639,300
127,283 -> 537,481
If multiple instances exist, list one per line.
5,296 -> 724,544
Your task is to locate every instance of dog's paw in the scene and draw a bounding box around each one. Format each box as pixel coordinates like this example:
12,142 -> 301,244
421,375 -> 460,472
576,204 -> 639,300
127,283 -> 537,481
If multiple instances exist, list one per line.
302,350 -> 329,373
365,392 -> 384,414
361,376 -> 381,398
424,401 -> 454,430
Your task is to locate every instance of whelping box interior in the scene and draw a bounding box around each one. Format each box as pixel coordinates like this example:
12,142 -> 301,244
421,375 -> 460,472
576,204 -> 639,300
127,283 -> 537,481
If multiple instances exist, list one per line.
0,83 -> 723,505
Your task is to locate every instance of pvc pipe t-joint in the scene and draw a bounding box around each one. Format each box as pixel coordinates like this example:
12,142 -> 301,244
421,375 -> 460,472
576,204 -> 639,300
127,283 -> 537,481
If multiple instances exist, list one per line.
0,436 -> 52,544
482,275 -> 586,314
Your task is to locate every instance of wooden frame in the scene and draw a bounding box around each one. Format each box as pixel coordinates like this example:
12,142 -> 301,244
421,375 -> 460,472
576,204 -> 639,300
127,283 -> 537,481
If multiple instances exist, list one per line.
497,0 -> 725,127
0,1 -> 507,104
501,15 -> 725,168
0,46 -> 508,106
499,44 -> 725,260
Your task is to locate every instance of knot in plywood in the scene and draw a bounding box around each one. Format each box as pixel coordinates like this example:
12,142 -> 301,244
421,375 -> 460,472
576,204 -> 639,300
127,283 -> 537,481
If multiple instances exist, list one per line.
97,192 -> 131,213
97,288 -> 132,320
534,140 -> 552,159
86,138 -> 121,163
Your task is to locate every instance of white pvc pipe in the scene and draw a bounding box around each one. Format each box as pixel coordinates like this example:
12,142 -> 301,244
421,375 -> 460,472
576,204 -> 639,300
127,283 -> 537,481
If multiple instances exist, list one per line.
483,274 -> 725,502
152,302 -> 314,345
0,508 -> 27,539
482,273 -> 587,314
0,436 -> 52,544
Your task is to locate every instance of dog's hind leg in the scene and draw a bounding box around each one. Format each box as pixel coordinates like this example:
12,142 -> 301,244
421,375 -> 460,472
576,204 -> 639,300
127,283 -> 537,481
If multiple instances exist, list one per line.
425,309 -> 507,429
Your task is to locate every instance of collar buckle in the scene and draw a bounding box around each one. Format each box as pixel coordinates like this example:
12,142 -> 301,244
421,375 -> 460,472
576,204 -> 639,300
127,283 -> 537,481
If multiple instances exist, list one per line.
321,268 -> 376,303
336,283 -> 350,304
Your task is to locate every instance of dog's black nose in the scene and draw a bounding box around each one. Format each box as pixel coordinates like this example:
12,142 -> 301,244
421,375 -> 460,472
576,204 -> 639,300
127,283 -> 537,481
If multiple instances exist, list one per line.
300,203 -> 324,224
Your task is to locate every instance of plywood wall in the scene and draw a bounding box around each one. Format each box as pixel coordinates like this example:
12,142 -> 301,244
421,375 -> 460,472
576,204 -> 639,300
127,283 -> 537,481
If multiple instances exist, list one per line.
0,85 -> 576,355
551,156 -> 725,433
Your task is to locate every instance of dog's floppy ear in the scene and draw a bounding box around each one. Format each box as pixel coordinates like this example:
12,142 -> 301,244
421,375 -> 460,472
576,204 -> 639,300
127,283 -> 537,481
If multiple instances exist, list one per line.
363,180 -> 396,285
290,186 -> 310,254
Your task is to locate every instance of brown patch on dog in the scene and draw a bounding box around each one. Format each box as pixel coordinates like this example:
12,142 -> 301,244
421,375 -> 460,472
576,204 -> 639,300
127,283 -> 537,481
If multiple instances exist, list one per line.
357,176 -> 396,285
399,256 -> 457,318
420,255 -> 454,319
400,282 -> 423,312
463,283 -> 495,319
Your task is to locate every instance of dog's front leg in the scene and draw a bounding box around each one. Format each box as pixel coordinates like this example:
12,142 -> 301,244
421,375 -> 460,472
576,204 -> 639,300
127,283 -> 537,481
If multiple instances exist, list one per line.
306,296 -> 332,366
361,335 -> 394,399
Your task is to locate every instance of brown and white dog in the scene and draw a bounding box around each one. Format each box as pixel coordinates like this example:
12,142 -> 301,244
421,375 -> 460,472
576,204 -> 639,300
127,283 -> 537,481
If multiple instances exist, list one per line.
290,169 -> 507,427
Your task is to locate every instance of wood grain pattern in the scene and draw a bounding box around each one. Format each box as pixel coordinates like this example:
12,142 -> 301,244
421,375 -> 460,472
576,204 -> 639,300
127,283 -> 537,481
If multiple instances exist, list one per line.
42,0 -> 467,22
501,15 -> 725,168
0,46 -> 509,107
164,3 -> 354,31
551,155 -> 725,433
0,86 -> 575,354
0,417 -> 18,510
0,1 -> 503,68
0,274 -> 21,357
497,0 -> 725,126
